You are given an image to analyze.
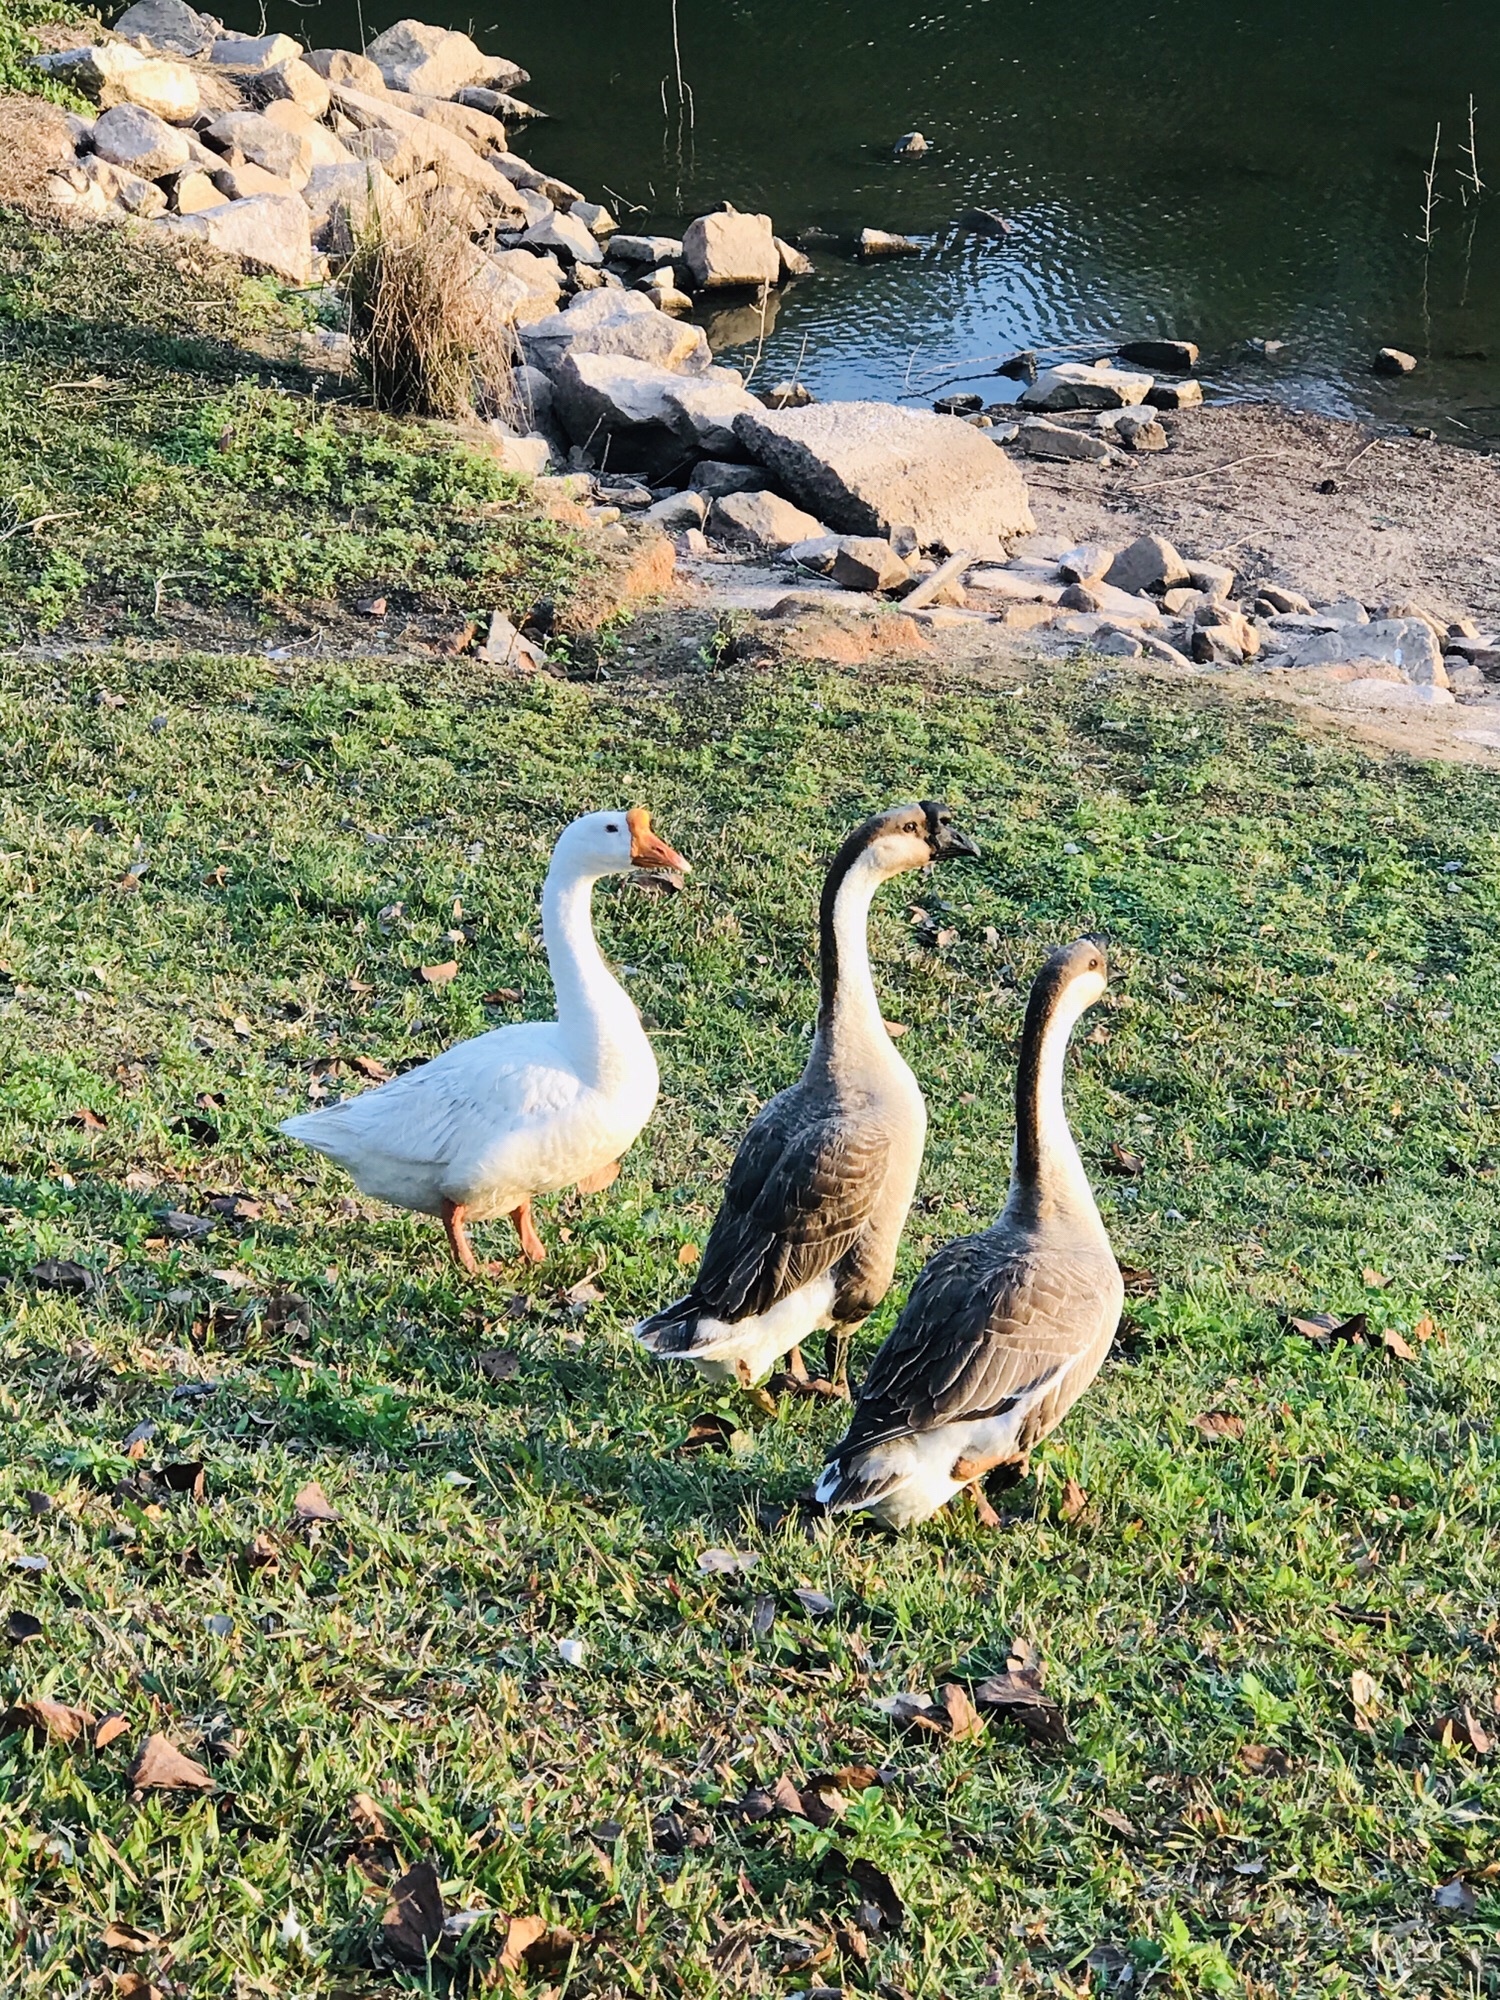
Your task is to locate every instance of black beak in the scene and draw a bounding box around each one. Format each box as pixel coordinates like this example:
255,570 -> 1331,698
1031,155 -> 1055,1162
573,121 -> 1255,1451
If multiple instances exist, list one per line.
935,827 -> 981,860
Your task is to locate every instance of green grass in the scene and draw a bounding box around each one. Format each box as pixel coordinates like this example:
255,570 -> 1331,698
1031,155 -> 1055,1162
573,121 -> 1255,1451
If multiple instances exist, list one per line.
1,650 -> 1498,1998
0,204 -> 591,637
0,0 -> 93,104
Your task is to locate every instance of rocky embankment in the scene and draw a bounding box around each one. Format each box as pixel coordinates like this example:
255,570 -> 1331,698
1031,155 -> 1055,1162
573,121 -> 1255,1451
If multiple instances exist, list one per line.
29,3 -> 1500,727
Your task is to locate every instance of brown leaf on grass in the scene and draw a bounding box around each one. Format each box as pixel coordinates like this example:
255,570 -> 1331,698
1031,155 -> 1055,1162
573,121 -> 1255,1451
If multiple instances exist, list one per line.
1349,1671 -> 1380,1731
677,1241 -> 701,1267
1239,1743 -> 1292,1778
938,1683 -> 985,1741
5,1610 -> 42,1643
563,1278 -> 604,1312
69,1106 -> 108,1131
207,1193 -> 262,1222
1107,1143 -> 1144,1177
1381,1327 -> 1417,1361
482,987 -> 523,1005
416,961 -> 459,986
113,1973 -> 163,2000
790,1775 -> 848,1828
1007,1636 -> 1043,1676
101,1921 -> 158,1953
244,1532 -> 278,1570
1117,1263 -> 1158,1296
1059,1478 -> 1089,1522
794,1588 -> 836,1620
676,1412 -> 736,1455
292,1480 -> 338,1524
1362,1266 -> 1389,1288
1412,1314 -> 1440,1344
381,1859 -> 445,1967
29,1258 -> 97,1295
1424,1710 -> 1494,1756
972,1670 -> 1071,1744
1288,1311 -> 1368,1346
158,1462 -> 206,1500
883,1019 -> 909,1038
127,1734 -> 215,1793
1433,1876 -> 1477,1915
94,1713 -> 129,1750
1192,1411 -> 1246,1441
847,1855 -> 905,1932
836,1921 -> 871,1967
499,1915 -> 575,1971
476,1348 -> 521,1382
807,1763 -> 880,1795
1093,1806 -> 1137,1840
2,1697 -> 95,1745
351,1055 -> 392,1081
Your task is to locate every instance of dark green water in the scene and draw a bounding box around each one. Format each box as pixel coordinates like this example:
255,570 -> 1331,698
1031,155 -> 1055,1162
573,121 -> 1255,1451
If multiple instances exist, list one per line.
271,0 -> 1500,439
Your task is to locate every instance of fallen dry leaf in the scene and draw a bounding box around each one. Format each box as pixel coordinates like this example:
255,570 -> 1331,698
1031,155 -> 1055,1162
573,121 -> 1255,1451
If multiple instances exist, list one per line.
938,1683 -> 985,1741
836,1921 -> 871,1967
883,1019 -> 909,1038
292,1480 -> 338,1525
416,961 -> 459,986
29,1258 -> 96,1295
1288,1310 -> 1368,1346
127,1734 -> 215,1793
499,1915 -> 575,1971
69,1105 -> 107,1131
677,1241 -> 701,1267
794,1588 -> 836,1620
1094,1806 -> 1137,1840
5,1610 -> 42,1643
158,1462 -> 206,1500
1117,1263 -> 1158,1296
972,1669 -> 1071,1744
676,1411 -> 736,1455
846,1854 -> 905,1932
1349,1671 -> 1380,1731
1107,1142 -> 1144,1177
1,1697 -> 95,1745
1424,1710 -> 1493,1756
1059,1477 -> 1089,1522
698,1547 -> 758,1576
94,1713 -> 129,1750
351,1055 -> 392,1081
476,1348 -> 521,1382
563,1278 -> 604,1312
1362,1266 -> 1389,1288
1238,1743 -> 1292,1778
1433,1876 -> 1477,1916
101,1921 -> 158,1953
1381,1327 -> 1417,1361
1192,1410 -> 1246,1441
113,1973 -> 162,2000
381,1859 -> 445,1967
482,987 -> 523,1005
243,1532 -> 278,1570
1412,1314 -> 1440,1344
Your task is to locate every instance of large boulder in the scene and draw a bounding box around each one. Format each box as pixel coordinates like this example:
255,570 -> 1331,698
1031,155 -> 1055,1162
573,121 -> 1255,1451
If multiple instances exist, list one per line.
82,154 -> 167,215
160,193 -> 313,282
92,102 -> 190,179
262,99 -> 351,169
304,48 -> 386,92
301,159 -> 400,254
35,43 -> 200,120
1104,533 -> 1189,595
1285,618 -> 1447,685
388,93 -> 508,156
329,85 -> 525,216
204,109 -> 313,189
522,290 -> 711,378
683,207 -> 780,289
521,210 -> 604,265
113,0 -> 216,58
1020,362 -> 1153,412
258,58 -> 332,120
733,400 -> 1034,553
363,19 -> 492,96
549,354 -> 690,480
662,370 -> 761,457
710,490 -> 828,552
209,32 -> 302,72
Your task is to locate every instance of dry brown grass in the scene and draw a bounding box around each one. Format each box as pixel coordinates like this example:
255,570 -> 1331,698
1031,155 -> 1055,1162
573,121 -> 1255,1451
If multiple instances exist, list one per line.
344,177 -> 519,422
0,92 -> 75,207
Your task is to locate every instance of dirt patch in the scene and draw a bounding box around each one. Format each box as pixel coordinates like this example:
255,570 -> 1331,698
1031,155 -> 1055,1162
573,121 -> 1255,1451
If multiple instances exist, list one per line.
0,95 -> 76,208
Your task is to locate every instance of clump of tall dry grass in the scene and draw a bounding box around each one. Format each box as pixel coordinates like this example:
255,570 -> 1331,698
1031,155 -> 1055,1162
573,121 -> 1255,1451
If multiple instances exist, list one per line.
344,179 -> 519,421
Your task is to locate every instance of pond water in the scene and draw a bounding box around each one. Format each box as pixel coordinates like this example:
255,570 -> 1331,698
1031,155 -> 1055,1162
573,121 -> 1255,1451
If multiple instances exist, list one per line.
269,0 -> 1500,442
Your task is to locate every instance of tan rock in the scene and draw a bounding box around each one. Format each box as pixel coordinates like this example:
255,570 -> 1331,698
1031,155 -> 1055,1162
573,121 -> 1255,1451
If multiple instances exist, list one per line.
170,169 -> 228,213
683,206 -> 780,289
329,84 -> 524,216
38,42 -> 199,120
258,57 -> 332,120
304,48 -> 386,92
261,99 -> 351,168
210,159 -> 298,201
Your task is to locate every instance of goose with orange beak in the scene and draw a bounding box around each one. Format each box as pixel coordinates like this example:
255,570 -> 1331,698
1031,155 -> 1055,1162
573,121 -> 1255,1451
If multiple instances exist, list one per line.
280,808 -> 689,1273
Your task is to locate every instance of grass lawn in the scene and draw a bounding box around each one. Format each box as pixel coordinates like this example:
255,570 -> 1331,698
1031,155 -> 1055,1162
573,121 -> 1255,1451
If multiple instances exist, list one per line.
1,645 -> 1497,1998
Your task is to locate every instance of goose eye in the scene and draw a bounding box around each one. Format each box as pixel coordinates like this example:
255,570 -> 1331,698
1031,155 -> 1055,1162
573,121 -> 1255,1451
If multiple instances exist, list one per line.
605,822 -> 619,833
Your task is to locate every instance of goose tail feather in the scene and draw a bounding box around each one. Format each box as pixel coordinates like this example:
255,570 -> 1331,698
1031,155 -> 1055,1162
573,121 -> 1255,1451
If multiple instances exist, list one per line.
634,1293 -> 706,1355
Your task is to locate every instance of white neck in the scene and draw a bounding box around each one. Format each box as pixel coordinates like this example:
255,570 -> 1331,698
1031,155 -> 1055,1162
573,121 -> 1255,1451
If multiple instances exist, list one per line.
814,849 -> 900,1070
541,857 -> 647,1084
1004,981 -> 1106,1233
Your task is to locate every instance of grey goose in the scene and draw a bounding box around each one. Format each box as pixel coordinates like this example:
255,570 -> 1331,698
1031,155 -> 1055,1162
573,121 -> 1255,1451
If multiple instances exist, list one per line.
635,801 -> 980,1393
814,937 -> 1122,1527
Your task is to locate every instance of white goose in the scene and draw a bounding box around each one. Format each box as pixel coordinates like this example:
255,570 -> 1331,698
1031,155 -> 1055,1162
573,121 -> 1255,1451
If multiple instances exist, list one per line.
814,938 -> 1122,1528
279,808 -> 689,1274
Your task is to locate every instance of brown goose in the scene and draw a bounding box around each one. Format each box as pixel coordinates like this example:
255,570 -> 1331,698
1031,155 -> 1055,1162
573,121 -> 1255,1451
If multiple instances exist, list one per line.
814,938 -> 1122,1527
635,801 -> 980,1392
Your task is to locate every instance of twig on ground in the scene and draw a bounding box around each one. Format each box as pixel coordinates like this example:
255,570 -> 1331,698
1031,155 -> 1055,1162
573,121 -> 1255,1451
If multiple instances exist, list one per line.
0,510 -> 78,544
900,550 -> 971,611
1123,449 -> 1296,493
152,570 -> 213,617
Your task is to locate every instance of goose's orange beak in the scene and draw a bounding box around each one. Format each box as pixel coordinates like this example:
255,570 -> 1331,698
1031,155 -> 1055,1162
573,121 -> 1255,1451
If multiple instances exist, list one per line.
627,806 -> 690,874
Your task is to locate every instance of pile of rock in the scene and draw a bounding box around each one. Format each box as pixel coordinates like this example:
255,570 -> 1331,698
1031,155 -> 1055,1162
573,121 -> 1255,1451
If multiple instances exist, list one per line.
933,345 -> 1206,465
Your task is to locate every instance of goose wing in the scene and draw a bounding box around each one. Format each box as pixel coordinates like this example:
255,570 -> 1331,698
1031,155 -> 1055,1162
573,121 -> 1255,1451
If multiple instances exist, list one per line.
689,1085 -> 892,1321
833,1228 -> 1119,1456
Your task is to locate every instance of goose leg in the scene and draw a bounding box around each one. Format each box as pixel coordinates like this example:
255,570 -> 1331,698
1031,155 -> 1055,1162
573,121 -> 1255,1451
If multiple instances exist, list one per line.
965,1481 -> 1003,1530
441,1199 -> 480,1275
787,1345 -> 811,1384
509,1200 -> 547,1263
823,1325 -> 853,1397
575,1160 -> 621,1196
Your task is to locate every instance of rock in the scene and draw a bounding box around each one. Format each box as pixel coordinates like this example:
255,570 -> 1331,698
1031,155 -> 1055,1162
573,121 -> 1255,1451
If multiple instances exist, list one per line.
1344,678 -> 1453,709
1059,583 -> 1103,613
488,432 -> 553,477
1058,543 -> 1114,584
113,0 -> 215,58
1370,599 -> 1445,639
762,381 -> 814,409
510,186 -> 556,228
965,567 -> 1063,607
1447,617 -> 1482,642
392,94 -> 507,155
477,610 -> 546,669
608,233 -> 684,267
1117,338 -> 1199,372
1020,361 -> 1153,411
571,199 -> 616,237
831,538 -> 909,592
1318,598 -> 1368,624
453,80 -> 530,116
1014,418 -> 1111,463
170,168 -> 227,213
92,102 -> 190,179
1447,661 -> 1486,694
1160,586 -> 1201,616
364,19 -> 492,96
958,207 -> 1013,237
511,362 -> 555,429
683,207 -> 781,289
304,48 -> 386,93
1255,585 -> 1312,615
1105,533 -> 1190,595
858,228 -> 922,256
258,58 -> 333,119
300,159 -> 398,239
641,276 -> 694,315
784,535 -> 843,574
689,460 -> 766,498
161,191 -> 312,282
1187,561 -> 1235,599
491,249 -> 563,308
1145,379 -> 1203,410
735,400 -> 1034,552
491,153 -> 581,205
205,110 -> 312,188
1373,347 -> 1417,376
893,130 -> 929,157
522,290 -> 710,379
332,87 -> 525,213
1191,614 -> 1260,664
662,371 -> 763,457
1110,409 -> 1168,451
210,32 -> 302,72
1094,628 -> 1144,658
262,100 -> 350,169
645,490 -> 709,530
711,489 -> 828,552
84,154 -> 167,215
775,236 -> 814,280
38,43 -> 200,120
522,210 -> 605,265
550,353 -> 695,478
934,394 -> 983,416
211,159 -> 298,201
1287,618 -> 1447,684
